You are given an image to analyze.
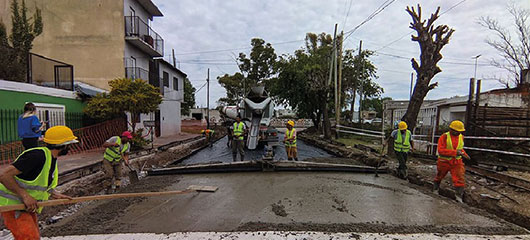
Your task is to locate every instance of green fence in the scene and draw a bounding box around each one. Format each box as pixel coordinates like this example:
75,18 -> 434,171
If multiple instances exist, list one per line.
0,109 -> 23,145
0,109 -> 84,144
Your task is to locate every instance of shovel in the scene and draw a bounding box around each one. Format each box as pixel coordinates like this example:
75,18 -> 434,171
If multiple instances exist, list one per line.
123,154 -> 139,183
126,164 -> 139,183
0,185 -> 218,212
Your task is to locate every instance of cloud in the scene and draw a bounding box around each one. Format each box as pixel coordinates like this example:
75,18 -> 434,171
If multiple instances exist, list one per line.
152,0 -> 530,108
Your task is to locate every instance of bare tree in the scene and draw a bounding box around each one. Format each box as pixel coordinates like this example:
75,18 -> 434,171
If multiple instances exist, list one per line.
479,4 -> 530,88
402,5 -> 454,130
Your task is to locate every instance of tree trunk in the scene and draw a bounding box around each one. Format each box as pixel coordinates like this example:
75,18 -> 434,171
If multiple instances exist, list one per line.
323,102 -> 331,138
401,76 -> 431,130
350,88 -> 356,121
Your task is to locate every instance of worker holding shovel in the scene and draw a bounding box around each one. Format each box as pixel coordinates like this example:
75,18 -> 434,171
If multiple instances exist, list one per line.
0,126 -> 76,240
102,131 -> 132,193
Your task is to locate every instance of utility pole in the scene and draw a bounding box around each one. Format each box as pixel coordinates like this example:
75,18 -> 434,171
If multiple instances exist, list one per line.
473,54 -> 481,80
409,72 -> 414,100
207,68 -> 210,130
172,49 -> 176,68
336,31 -> 344,139
324,24 -> 337,139
357,40 -> 362,125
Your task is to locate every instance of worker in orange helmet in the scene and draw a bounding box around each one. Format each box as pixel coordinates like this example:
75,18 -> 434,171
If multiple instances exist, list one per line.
433,120 -> 471,203
284,120 -> 298,161
0,126 -> 76,240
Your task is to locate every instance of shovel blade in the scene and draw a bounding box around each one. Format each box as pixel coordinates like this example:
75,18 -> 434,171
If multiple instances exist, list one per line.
128,170 -> 139,183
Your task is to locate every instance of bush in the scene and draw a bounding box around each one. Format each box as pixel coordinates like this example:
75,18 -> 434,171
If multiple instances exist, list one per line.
130,128 -> 151,150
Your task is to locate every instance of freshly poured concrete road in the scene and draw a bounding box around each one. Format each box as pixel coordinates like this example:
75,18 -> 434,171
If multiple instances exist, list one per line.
180,134 -> 333,165
45,172 -> 522,236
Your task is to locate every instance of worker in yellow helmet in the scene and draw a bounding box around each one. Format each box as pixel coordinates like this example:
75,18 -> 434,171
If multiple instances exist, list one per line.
434,120 -> 470,203
383,121 -> 414,179
284,120 -> 298,161
0,126 -> 77,240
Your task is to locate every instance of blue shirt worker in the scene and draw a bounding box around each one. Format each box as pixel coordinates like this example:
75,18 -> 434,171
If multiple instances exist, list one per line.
17,103 -> 46,150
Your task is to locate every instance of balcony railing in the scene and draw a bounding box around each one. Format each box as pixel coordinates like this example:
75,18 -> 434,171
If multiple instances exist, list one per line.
125,67 -> 149,81
124,16 -> 164,56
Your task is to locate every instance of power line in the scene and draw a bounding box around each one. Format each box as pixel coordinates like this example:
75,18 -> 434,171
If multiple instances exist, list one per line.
341,0 -> 353,31
173,39 -> 304,56
194,82 -> 207,93
343,0 -> 396,41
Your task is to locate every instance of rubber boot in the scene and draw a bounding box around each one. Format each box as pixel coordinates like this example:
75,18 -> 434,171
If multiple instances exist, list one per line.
433,181 -> 440,194
455,187 -> 464,203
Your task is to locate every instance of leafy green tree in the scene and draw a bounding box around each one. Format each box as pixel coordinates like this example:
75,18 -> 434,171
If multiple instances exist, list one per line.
341,49 -> 381,120
270,33 -> 334,134
0,0 -> 42,81
361,97 -> 392,118
10,0 -> 42,53
217,38 -> 277,105
181,77 -> 196,116
85,78 -> 162,131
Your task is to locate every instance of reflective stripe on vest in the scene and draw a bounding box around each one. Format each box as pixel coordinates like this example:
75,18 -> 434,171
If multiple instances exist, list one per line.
104,137 -> 130,162
0,147 -> 58,213
285,129 -> 297,147
233,122 -> 244,140
394,130 -> 411,152
438,132 -> 464,161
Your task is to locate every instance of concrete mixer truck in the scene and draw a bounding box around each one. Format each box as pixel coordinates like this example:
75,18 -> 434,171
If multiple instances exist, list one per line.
221,86 -> 279,150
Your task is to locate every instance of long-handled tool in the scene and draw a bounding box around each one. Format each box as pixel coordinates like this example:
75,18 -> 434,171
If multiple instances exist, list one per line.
0,185 -> 218,213
126,164 -> 139,183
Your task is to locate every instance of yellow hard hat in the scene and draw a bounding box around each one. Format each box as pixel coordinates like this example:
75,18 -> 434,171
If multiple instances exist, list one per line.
449,120 -> 465,132
43,126 -> 78,145
287,120 -> 295,127
398,121 -> 407,130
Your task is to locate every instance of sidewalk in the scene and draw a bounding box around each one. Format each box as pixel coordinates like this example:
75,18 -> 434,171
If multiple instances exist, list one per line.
57,132 -> 200,175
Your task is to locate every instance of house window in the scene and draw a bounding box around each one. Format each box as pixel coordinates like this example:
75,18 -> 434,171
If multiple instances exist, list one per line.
163,71 -> 169,87
173,77 -> 178,91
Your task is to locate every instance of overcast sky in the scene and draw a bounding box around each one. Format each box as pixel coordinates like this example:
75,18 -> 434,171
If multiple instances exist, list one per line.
151,0 -> 530,109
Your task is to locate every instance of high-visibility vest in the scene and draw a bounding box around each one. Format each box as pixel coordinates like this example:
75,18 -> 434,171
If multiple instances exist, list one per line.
394,130 -> 411,152
0,147 -> 58,213
285,129 -> 297,147
233,122 -> 244,140
104,137 -> 130,162
438,132 -> 464,161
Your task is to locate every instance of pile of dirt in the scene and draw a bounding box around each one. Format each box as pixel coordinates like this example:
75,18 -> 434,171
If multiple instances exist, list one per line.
271,201 -> 288,217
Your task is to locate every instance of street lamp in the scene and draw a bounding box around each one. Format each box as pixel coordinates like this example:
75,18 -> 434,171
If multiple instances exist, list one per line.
473,54 -> 481,79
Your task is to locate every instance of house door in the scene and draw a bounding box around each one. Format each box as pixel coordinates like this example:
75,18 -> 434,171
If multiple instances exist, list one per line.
155,110 -> 161,137
129,7 -> 137,36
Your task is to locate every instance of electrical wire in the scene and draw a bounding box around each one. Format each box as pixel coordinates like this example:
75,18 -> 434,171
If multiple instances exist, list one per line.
343,0 -> 396,41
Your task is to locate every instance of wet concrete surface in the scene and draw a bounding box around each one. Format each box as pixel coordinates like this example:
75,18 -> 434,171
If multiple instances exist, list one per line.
179,134 -> 333,165
43,172 -> 524,236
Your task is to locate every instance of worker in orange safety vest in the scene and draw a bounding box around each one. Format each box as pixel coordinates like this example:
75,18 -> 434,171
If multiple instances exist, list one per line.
433,120 -> 471,203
